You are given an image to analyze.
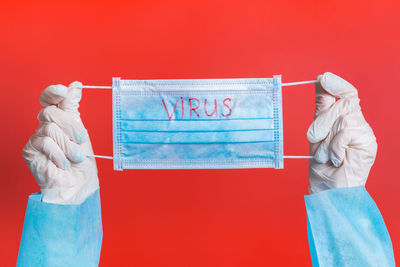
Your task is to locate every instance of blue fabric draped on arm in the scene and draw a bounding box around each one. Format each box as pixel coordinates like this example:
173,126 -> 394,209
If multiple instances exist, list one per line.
17,189 -> 103,267
305,186 -> 395,267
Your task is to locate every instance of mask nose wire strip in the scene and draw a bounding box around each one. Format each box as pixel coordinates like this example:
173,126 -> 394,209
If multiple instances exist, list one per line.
83,79 -> 318,160
81,80 -> 318,89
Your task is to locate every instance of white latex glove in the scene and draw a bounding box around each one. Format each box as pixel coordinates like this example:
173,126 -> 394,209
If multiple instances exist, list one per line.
307,72 -> 377,194
23,82 -> 99,204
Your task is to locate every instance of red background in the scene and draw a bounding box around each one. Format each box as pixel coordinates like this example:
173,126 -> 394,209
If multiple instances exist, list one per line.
1,0 -> 399,266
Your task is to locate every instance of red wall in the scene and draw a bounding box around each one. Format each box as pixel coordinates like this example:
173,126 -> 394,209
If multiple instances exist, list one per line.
1,0 -> 399,266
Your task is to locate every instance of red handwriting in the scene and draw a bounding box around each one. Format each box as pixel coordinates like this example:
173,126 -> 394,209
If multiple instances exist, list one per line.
162,99 -> 179,120
204,99 -> 217,117
162,98 -> 232,120
180,97 -> 184,118
189,98 -> 200,118
222,98 -> 232,117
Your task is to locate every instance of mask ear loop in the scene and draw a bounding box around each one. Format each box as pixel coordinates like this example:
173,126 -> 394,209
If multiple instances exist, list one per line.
83,79 -> 318,160
87,155 -> 113,159
282,80 -> 317,86
281,79 -> 317,159
82,85 -> 112,89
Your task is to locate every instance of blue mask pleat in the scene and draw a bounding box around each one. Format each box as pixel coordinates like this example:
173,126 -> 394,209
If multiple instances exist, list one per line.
112,77 -> 283,170
121,118 -> 274,132
120,130 -> 274,143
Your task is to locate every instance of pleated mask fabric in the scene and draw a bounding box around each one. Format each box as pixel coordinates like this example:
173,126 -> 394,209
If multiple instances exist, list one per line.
112,76 -> 283,170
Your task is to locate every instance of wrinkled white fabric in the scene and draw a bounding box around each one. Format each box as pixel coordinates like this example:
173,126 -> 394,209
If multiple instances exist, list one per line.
307,72 -> 377,194
23,81 -> 99,204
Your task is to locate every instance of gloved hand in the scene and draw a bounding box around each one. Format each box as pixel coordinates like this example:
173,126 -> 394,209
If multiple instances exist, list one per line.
23,82 -> 99,204
307,72 -> 377,194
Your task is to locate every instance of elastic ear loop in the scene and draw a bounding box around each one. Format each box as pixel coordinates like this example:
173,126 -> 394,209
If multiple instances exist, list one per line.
83,80 -> 317,160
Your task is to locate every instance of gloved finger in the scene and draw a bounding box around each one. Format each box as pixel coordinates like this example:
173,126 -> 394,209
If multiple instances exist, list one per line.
314,131 -> 333,164
22,139 -> 40,168
307,97 -> 360,143
58,81 -> 83,113
329,112 -> 377,167
319,72 -> 358,99
30,135 -> 71,170
40,84 -> 69,107
37,122 -> 87,163
37,105 -> 89,144
23,141 -> 59,187
329,128 -> 352,167
314,111 -> 349,163
314,75 -> 336,118
349,124 -> 377,149
329,128 -> 377,186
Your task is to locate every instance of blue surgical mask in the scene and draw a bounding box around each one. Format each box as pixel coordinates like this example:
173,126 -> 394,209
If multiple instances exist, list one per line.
112,76 -> 283,170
